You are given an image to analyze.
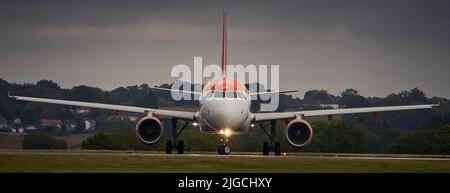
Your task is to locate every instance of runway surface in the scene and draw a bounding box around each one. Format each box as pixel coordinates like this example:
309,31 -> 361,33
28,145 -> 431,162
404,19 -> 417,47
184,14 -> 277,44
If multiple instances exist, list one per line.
1,150 -> 450,172
1,150 -> 449,161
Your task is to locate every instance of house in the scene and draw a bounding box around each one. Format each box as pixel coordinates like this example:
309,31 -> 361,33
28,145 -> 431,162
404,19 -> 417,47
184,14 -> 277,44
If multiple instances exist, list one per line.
75,108 -> 90,114
12,118 -> 23,133
304,114 -> 342,122
107,115 -> 139,122
40,119 -> 63,128
11,128 -> 24,133
0,115 -> 7,130
320,104 -> 340,109
127,116 -> 138,122
40,119 -> 78,131
13,118 -> 22,125
24,125 -> 37,133
63,120 -> 77,131
84,119 -> 96,131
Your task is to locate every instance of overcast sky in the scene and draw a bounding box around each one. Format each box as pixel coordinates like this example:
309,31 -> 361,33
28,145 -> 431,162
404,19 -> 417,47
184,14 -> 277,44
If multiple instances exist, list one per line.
1,0 -> 449,98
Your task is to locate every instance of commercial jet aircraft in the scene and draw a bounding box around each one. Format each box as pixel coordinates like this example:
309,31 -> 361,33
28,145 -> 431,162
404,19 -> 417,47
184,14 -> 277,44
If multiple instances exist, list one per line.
9,9 -> 438,155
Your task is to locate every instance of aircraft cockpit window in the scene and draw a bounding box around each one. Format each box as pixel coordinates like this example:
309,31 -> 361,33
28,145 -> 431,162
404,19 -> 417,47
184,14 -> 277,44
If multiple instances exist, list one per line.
205,92 -> 214,99
236,92 -> 245,99
214,91 -> 225,98
226,92 -> 237,99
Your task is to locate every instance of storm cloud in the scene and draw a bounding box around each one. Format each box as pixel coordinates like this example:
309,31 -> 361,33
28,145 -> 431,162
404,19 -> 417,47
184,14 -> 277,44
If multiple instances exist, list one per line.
1,0 -> 449,98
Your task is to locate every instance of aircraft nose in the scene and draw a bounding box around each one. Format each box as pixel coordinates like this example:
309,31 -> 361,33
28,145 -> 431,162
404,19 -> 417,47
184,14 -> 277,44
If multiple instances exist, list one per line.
205,104 -> 247,130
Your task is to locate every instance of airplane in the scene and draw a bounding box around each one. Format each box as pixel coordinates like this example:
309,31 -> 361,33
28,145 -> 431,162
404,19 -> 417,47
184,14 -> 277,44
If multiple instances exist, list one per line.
9,9 -> 439,156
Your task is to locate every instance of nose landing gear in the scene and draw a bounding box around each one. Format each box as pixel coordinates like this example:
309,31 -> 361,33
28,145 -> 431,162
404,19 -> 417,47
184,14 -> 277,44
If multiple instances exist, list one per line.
218,138 -> 231,155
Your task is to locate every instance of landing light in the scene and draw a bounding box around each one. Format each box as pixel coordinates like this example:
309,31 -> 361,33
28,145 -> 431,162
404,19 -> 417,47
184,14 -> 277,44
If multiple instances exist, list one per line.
192,122 -> 199,126
219,128 -> 232,137
224,129 -> 232,137
250,123 -> 255,128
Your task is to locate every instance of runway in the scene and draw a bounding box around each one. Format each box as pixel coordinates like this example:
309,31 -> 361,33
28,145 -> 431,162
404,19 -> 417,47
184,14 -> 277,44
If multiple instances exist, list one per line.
1,150 -> 450,172
188,154 -> 450,161
1,150 -> 450,161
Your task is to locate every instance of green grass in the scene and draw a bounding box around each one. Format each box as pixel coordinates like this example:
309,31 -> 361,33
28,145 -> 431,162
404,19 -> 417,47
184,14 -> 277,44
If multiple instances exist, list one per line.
0,151 -> 450,173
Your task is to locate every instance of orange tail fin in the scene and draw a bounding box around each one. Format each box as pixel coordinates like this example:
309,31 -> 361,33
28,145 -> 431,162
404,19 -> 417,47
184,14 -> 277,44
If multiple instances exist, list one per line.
221,8 -> 227,76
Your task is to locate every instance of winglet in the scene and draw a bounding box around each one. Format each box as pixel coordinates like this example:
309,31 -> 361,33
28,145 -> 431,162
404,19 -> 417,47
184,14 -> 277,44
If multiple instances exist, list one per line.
431,99 -> 440,107
7,91 -> 17,99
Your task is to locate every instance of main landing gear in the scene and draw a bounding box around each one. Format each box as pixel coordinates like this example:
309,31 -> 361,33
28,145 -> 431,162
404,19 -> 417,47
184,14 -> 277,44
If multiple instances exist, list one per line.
165,119 -> 188,154
218,138 -> 231,155
258,121 -> 281,156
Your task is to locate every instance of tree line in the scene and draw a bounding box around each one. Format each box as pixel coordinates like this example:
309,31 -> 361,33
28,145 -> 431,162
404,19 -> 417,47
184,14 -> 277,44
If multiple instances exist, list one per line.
1,78 -> 449,154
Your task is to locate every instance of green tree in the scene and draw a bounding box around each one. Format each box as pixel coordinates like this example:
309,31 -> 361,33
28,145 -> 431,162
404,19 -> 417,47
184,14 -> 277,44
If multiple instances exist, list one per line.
36,79 -> 60,90
81,133 -> 115,150
307,120 -> 369,153
391,125 -> 450,154
352,115 -> 402,153
22,132 -> 67,150
341,88 -> 369,108
408,87 -> 427,103
303,89 -> 337,105
20,105 -> 39,125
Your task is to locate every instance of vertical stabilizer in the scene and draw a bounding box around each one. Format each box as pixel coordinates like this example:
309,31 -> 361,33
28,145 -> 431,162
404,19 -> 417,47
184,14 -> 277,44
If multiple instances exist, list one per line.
221,9 -> 227,75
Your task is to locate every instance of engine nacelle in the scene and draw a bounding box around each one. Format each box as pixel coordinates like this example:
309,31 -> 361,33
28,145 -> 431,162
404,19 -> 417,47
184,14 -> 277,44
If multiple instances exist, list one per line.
135,116 -> 163,145
285,119 -> 313,148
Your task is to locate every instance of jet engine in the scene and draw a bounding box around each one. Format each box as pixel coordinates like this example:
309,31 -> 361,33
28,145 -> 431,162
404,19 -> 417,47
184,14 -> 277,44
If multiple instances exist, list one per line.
135,115 -> 163,145
285,119 -> 313,148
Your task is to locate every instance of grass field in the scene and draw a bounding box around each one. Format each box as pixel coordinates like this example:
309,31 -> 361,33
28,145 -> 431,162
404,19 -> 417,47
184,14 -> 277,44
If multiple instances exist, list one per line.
1,151 -> 450,172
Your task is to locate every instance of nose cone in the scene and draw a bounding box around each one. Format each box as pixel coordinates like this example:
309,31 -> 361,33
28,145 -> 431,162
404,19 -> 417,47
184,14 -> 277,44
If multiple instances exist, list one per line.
203,102 -> 248,130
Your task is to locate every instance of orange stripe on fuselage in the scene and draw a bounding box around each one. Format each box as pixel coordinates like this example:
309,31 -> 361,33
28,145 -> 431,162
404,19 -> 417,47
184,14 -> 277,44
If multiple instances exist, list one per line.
204,77 -> 248,93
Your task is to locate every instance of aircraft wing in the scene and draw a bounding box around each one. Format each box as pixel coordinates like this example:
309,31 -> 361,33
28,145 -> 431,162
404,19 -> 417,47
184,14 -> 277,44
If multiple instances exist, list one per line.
9,94 -> 196,121
252,104 -> 439,122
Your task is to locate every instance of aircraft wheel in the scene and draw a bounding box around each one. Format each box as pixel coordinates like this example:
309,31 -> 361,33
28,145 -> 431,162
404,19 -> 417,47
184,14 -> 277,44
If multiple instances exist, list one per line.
177,140 -> 184,154
218,146 -> 223,155
274,142 -> 281,156
165,140 -> 172,154
263,142 -> 270,156
219,144 -> 231,155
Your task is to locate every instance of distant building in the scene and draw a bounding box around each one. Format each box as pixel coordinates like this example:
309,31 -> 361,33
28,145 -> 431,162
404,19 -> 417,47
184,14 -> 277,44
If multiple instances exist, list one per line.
40,119 -> 62,128
24,125 -> 37,133
12,118 -> 23,133
107,115 -> 131,121
107,115 -> 139,122
127,116 -> 138,122
304,114 -> 342,122
63,120 -> 77,131
13,118 -> 22,125
84,119 -> 96,131
40,119 -> 78,131
0,115 -> 7,130
11,128 -> 24,133
75,108 -> 90,114
320,104 -> 340,109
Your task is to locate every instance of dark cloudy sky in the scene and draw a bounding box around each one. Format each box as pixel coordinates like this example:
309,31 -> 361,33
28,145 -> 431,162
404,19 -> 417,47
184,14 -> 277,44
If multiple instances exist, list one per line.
1,0 -> 449,98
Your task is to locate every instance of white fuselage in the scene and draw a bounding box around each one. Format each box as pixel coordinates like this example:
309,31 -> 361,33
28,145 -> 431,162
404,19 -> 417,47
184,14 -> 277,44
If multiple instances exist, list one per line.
196,77 -> 253,135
